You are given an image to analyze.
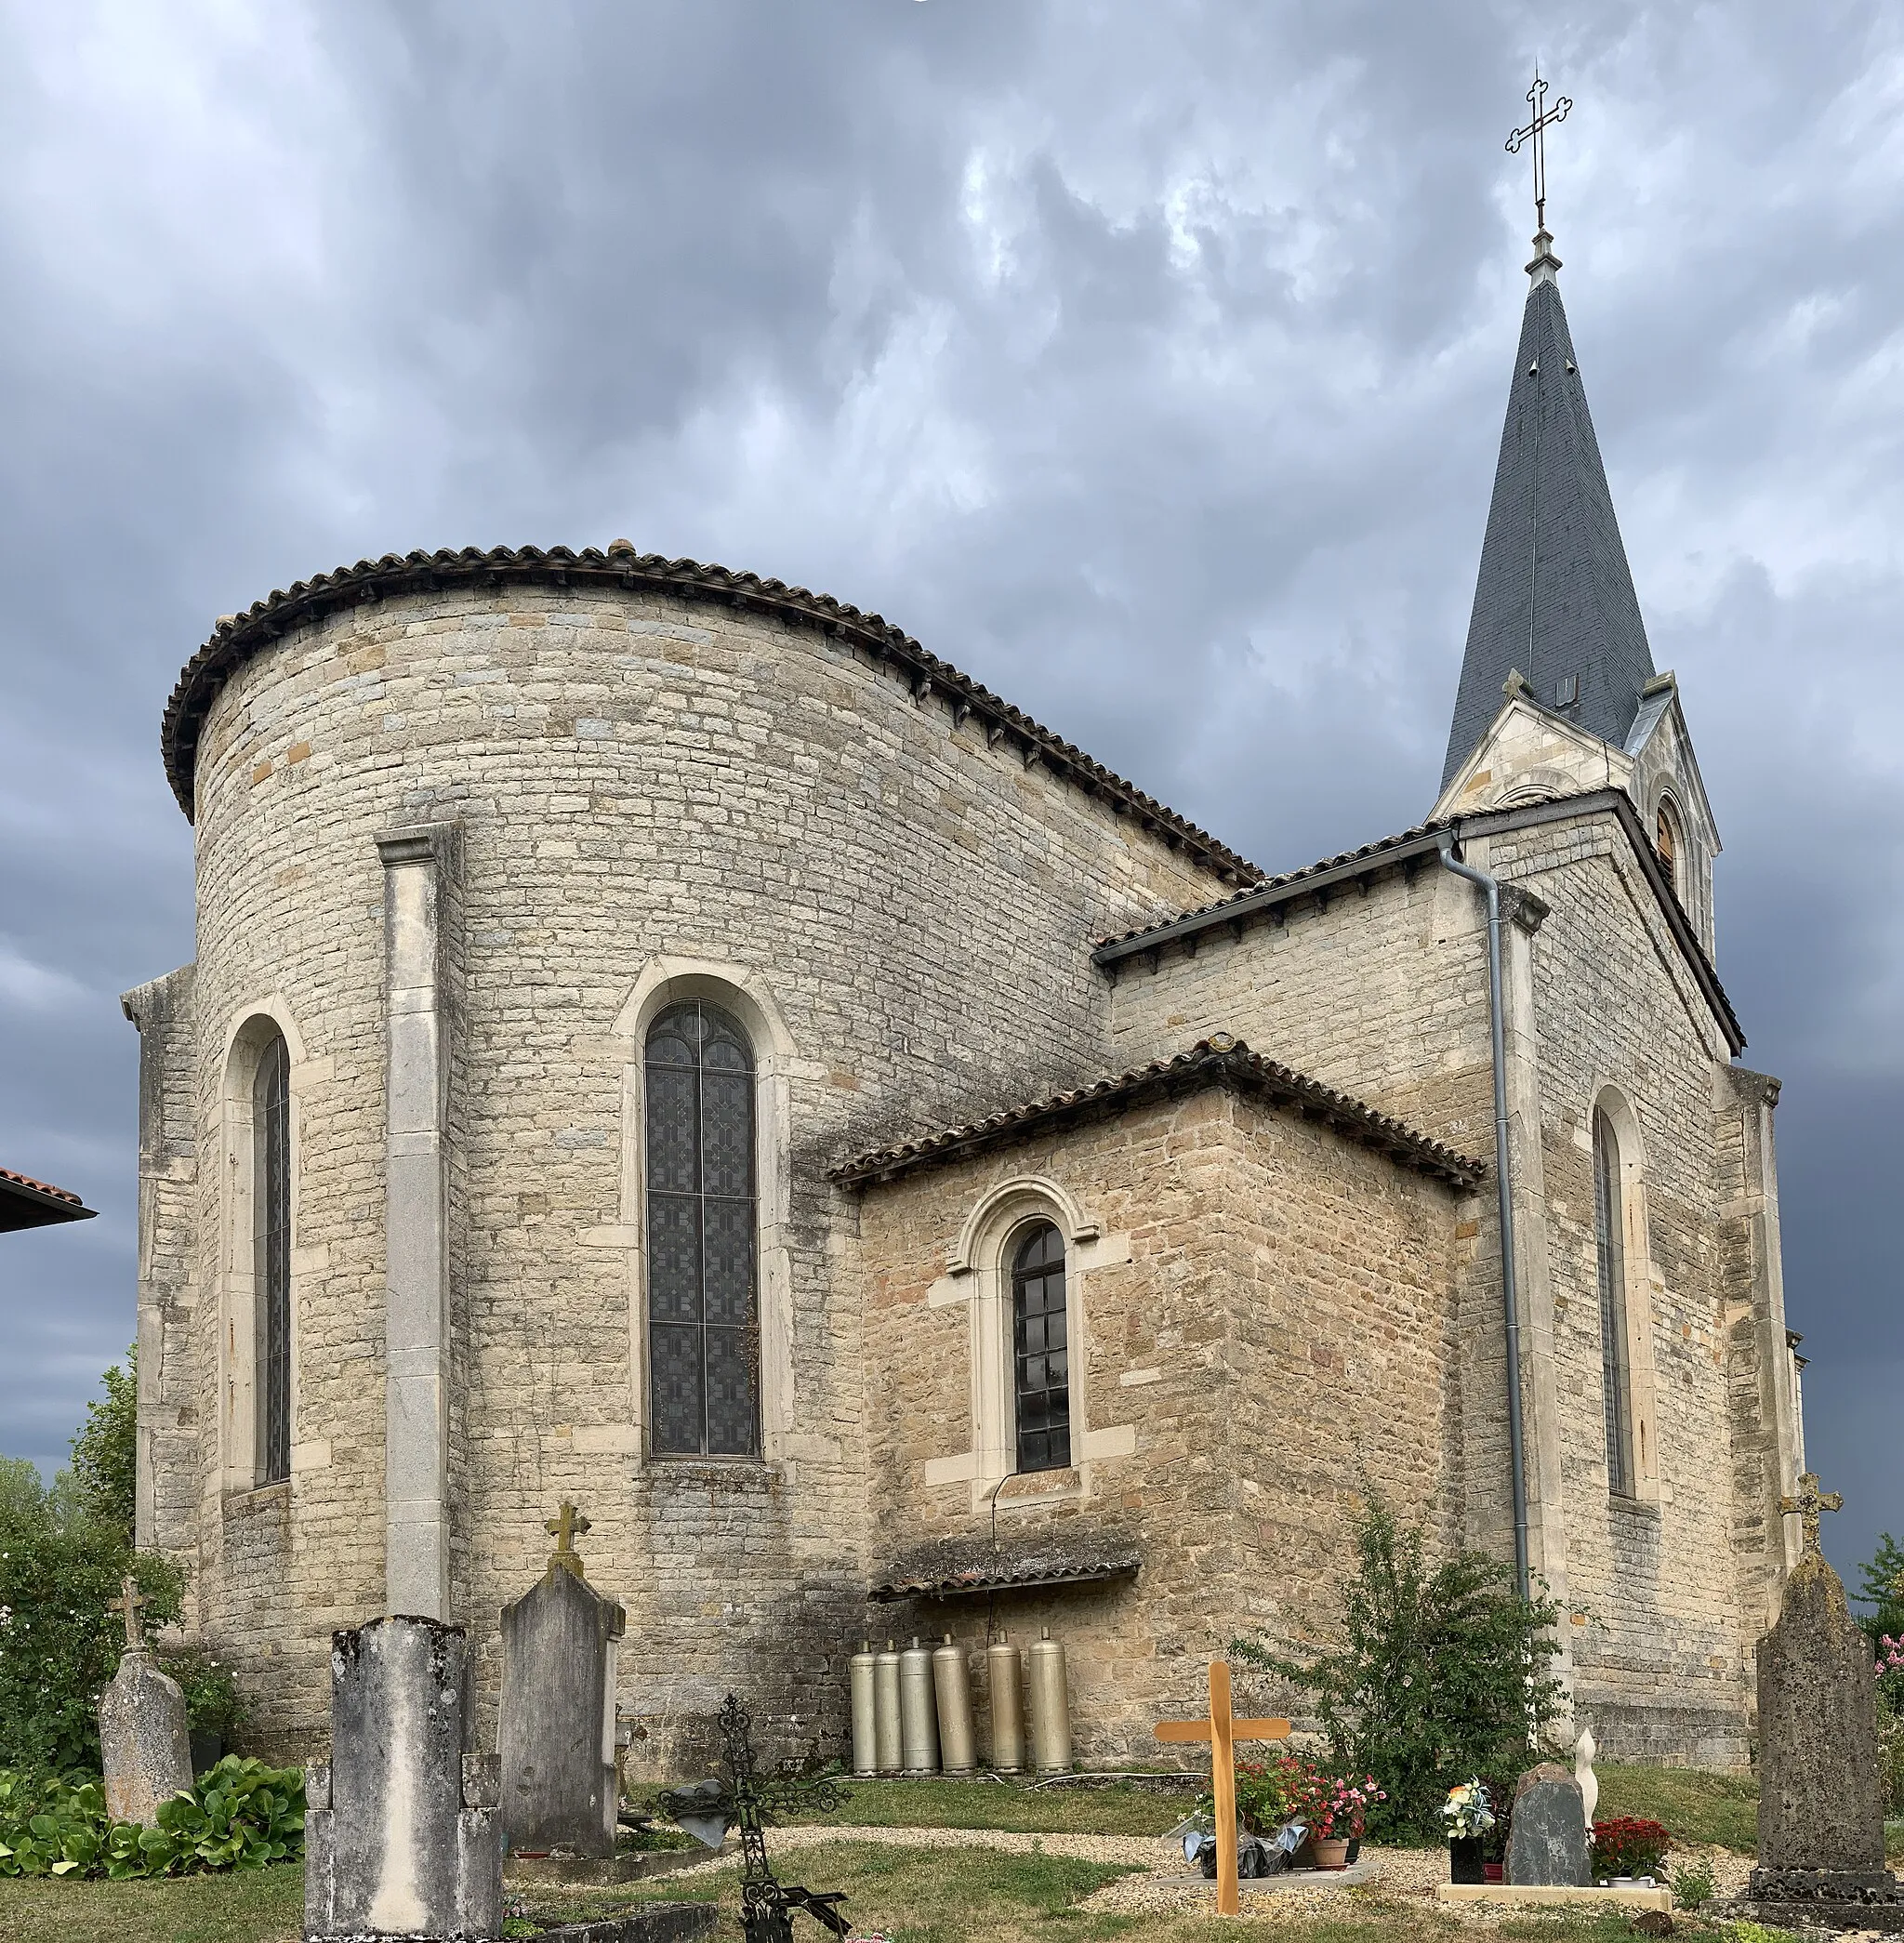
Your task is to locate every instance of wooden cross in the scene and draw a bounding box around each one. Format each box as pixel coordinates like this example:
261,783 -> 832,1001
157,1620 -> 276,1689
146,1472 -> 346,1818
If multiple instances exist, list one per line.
107,1575 -> 148,1655
545,1500 -> 591,1581
1779,1471 -> 1843,1559
1156,1659 -> 1290,1917
1506,70 -> 1572,232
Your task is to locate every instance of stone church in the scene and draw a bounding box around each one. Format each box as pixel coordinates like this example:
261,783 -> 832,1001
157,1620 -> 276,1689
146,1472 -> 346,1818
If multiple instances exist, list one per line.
126,218 -> 1805,1775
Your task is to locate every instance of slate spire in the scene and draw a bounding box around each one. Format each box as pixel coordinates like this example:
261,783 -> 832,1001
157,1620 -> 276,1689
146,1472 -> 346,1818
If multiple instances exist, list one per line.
1440,227 -> 1656,791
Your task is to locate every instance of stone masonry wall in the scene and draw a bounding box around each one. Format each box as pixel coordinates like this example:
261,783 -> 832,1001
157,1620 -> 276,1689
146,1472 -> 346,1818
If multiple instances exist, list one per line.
852,1083 -> 1466,1764
1104,803 -> 1773,1763
162,574 -> 1231,1764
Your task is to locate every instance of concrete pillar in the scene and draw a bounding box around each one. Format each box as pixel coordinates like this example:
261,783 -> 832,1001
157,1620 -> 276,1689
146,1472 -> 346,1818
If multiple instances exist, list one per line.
377,826 -> 457,1621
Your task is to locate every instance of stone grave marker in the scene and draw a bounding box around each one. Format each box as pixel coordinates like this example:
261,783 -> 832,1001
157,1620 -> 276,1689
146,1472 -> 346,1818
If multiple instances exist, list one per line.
1505,1764 -> 1592,1888
1749,1473 -> 1903,1929
97,1575 -> 192,1828
304,1614 -> 503,1942
498,1500 -> 627,1858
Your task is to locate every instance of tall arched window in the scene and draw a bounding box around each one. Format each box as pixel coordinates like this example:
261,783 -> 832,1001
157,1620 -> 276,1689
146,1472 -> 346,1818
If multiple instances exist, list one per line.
645,1001 -> 760,1456
1011,1222 -> 1070,1474
254,1030 -> 292,1485
1593,1107 -> 1634,1498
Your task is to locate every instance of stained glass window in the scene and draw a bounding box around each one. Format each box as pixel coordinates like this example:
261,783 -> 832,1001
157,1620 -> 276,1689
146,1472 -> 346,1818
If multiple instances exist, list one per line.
645,1002 -> 760,1456
1012,1221 -> 1070,1474
255,1031 -> 292,1486
1593,1108 -> 1634,1498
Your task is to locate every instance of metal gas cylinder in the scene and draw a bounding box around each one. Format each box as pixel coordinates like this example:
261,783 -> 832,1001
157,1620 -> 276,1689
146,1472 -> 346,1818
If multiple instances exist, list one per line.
932,1633 -> 977,1776
985,1632 -> 1025,1773
848,1641 -> 879,1777
1026,1626 -> 1072,1773
873,1639 -> 903,1775
898,1636 -> 942,1774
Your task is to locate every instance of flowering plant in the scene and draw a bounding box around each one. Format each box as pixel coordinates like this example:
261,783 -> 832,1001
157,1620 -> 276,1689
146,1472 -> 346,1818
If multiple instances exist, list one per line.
1592,1816 -> 1672,1879
1441,1779 -> 1494,1840
1878,1635 -> 1904,1678
1289,1769 -> 1386,1840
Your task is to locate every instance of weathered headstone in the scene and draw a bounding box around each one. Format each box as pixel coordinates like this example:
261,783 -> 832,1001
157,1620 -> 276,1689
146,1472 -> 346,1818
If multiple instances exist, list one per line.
498,1501 -> 626,1857
1505,1764 -> 1592,1888
304,1615 -> 503,1942
97,1576 -> 192,1827
1749,1474 -> 1903,1927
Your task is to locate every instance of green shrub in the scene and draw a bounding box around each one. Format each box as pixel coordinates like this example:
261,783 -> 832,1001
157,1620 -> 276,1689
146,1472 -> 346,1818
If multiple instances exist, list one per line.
1670,1855 -> 1715,1910
0,1756 -> 303,1878
1879,1689 -> 1904,1818
1232,1496 -> 1567,1840
0,1456 -> 181,1773
159,1645 -> 246,1742
67,1351 -> 138,1543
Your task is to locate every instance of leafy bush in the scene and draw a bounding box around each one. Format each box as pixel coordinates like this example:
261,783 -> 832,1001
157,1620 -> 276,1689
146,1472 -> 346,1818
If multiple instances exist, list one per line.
1670,1856 -> 1715,1910
1592,1814 -> 1671,1878
1196,1755 -> 1292,1834
0,1348 -> 185,1773
159,1645 -> 246,1741
1233,1496 -> 1568,1840
1878,1688 -> 1904,1818
0,1756 -> 302,1878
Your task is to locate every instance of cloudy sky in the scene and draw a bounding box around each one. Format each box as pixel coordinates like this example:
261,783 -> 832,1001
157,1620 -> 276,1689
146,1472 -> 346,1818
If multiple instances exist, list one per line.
1,1 -> 1897,1592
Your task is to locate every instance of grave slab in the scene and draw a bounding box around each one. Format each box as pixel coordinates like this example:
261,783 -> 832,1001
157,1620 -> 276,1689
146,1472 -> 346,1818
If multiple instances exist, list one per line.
97,1578 -> 192,1828
1504,1764 -> 1592,1888
1436,1884 -> 1672,1910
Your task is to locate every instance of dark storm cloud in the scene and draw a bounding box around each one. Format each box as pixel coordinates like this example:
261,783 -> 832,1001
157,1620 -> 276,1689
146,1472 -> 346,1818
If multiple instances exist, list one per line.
0,0 -> 1896,1584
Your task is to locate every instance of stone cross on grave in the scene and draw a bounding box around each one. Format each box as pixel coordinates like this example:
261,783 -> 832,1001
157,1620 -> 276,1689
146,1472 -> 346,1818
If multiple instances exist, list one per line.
1779,1471 -> 1844,1559
545,1500 -> 590,1581
107,1575 -> 148,1656
1156,1659 -> 1290,1917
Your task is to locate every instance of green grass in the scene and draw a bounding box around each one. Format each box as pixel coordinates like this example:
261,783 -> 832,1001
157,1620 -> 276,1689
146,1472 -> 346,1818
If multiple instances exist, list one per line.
0,1861 -> 303,1943
789,1774 -> 1191,1835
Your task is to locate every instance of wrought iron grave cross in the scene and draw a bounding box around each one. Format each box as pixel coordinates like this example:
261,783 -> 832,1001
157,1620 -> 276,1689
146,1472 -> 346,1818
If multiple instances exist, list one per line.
1506,71 -> 1572,231
545,1500 -> 591,1580
107,1574 -> 148,1654
1778,1471 -> 1844,1558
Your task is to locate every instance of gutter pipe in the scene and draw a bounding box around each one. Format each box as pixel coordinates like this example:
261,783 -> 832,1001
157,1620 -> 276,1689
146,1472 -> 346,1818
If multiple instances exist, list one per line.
1436,831 -> 1532,1599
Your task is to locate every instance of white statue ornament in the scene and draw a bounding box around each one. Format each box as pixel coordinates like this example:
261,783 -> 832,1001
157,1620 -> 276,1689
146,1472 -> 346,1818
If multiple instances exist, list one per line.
1574,1723 -> 1598,1839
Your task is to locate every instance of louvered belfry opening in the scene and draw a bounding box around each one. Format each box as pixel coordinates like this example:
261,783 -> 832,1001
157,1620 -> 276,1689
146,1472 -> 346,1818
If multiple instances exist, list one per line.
255,1030 -> 293,1486
1012,1220 -> 1071,1473
644,1001 -> 761,1457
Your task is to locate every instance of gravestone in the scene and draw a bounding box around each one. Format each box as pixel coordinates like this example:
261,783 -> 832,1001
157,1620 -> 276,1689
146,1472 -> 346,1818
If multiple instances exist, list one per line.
97,1576 -> 192,1827
1504,1764 -> 1592,1888
498,1501 -> 627,1857
1749,1474 -> 1903,1927
304,1615 -> 503,1941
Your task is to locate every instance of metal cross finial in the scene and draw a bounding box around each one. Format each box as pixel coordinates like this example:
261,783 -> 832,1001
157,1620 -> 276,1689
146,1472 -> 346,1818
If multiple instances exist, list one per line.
1778,1471 -> 1844,1558
107,1574 -> 148,1655
1506,70 -> 1572,233
545,1500 -> 591,1580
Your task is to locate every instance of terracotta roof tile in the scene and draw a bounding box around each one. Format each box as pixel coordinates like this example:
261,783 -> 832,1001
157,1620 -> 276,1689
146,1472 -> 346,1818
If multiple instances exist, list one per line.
830,1037 -> 1485,1191
868,1555 -> 1141,1603
159,545 -> 1260,885
0,1167 -> 83,1205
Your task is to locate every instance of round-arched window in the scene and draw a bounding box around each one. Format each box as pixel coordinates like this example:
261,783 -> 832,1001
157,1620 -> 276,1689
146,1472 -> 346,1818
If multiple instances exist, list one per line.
1010,1221 -> 1070,1474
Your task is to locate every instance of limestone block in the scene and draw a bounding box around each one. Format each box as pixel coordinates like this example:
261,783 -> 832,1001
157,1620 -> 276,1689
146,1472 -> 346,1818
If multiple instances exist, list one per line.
99,1653 -> 192,1827
305,1615 -> 502,1941
498,1564 -> 626,1856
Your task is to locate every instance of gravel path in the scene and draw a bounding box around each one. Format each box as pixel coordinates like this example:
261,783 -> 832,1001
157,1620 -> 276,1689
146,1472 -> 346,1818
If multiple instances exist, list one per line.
667,1828 -> 1783,1928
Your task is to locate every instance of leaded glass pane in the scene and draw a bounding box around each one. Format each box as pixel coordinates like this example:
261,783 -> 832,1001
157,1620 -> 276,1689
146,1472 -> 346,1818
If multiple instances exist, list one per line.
704,1327 -> 760,1456
644,1001 -> 760,1455
701,1072 -> 754,1196
648,1194 -> 701,1322
646,1066 -> 698,1193
1594,1110 -> 1634,1497
650,1324 -> 704,1455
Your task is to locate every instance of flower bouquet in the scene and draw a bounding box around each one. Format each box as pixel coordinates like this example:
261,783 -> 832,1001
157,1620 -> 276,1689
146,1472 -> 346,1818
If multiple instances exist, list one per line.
1441,1778 -> 1495,1884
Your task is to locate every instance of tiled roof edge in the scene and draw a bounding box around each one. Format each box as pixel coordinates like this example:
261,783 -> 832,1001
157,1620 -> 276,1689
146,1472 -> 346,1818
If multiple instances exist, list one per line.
158,545 -> 1261,884
0,1167 -> 86,1206
830,1038 -> 1485,1191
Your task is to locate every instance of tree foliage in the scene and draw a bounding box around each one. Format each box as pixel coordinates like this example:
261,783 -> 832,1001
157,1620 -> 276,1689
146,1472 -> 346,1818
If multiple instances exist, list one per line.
0,1348 -> 181,1775
1233,1497 -> 1568,1840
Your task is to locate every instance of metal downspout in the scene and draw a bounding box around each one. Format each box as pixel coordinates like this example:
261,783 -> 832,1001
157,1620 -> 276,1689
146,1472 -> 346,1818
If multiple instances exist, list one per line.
1436,832 -> 1532,1599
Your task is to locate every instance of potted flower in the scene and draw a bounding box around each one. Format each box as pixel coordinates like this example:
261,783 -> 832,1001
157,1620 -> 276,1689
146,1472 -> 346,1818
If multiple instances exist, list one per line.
1441,1778 -> 1495,1884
